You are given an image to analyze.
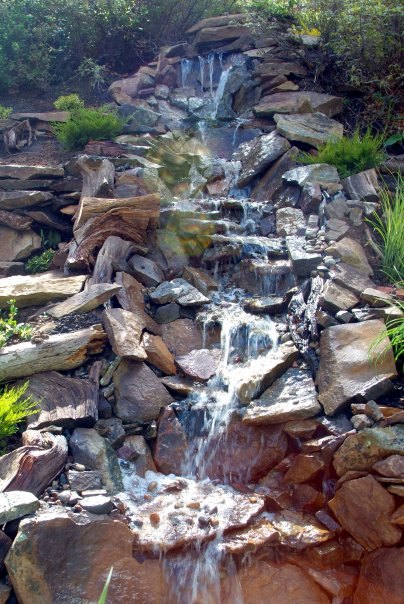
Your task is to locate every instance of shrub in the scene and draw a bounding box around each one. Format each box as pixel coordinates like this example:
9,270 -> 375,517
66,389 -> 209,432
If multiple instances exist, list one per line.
0,300 -> 32,348
52,107 -> 124,150
368,176 -> 404,285
300,129 -> 386,179
0,104 -> 12,118
25,249 -> 55,274
0,382 -> 39,450
54,94 -> 84,112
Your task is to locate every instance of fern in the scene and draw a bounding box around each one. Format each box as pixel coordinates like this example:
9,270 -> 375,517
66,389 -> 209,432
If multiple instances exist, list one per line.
0,382 -> 39,450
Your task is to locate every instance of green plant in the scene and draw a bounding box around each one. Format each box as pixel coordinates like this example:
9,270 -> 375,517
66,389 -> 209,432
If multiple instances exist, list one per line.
25,249 -> 55,274
0,104 -> 12,118
370,303 -> 404,366
52,107 -> 124,150
0,300 -> 32,348
368,176 -> 404,285
54,94 -> 84,112
300,129 -> 386,179
78,58 -> 108,89
98,567 -> 113,604
40,228 -> 62,250
0,382 -> 39,450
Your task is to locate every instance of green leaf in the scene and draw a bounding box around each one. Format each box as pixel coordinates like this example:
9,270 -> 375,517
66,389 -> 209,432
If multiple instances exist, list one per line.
98,567 -> 113,604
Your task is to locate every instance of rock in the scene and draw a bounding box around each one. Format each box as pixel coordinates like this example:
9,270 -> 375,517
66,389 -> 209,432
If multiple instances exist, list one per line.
115,272 -> 160,335
252,146 -> 299,202
360,287 -> 393,307
341,169 -> 379,202
0,583 -> 11,604
328,475 -> 401,550
329,262 -> 374,296
243,369 -> 321,425
103,308 -> 146,360
95,418 -> 125,449
113,360 -> 173,422
0,164 -> 64,180
0,491 -> 39,524
67,470 -> 102,493
176,349 -> 221,382
154,303 -> 181,323
0,190 -> 53,209
325,218 -> 349,242
243,296 -> 286,314
325,198 -> 349,219
317,320 -> 397,415
284,453 -> 324,483
182,266 -> 218,298
80,494 -> 113,515
118,435 -> 156,475
121,104 -> 162,134
300,182 -> 322,213
276,207 -> 305,237
391,505 -> 404,526
326,237 -> 373,275
274,112 -> 344,148
373,455 -> 404,478
320,281 -> 359,313
193,25 -> 252,52
152,407 -> 188,474
128,255 -> 164,287
283,164 -> 340,187
255,61 -> 307,79
0,271 -> 86,309
5,509 -> 166,603
254,91 -> 343,117
286,236 -> 322,276
333,426 -> 404,476
48,283 -> 121,318
353,547 -> 404,604
142,332 -> 176,375
70,428 -> 123,494
0,261 -> 25,277
150,278 -> 210,306
0,226 -> 41,261
351,414 -> 374,430
186,14 -> 249,34
236,132 -> 291,187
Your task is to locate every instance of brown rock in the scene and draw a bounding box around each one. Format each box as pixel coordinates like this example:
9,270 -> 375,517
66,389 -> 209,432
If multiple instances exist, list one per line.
353,547 -> 404,604
142,332 -> 176,375
328,475 -> 402,551
0,583 -> 11,604
115,272 -> 161,335
0,190 -> 53,209
320,281 -> 359,313
252,146 -> 299,202
113,360 -> 173,422
0,226 -> 41,261
48,283 -> 121,318
161,319 -> 202,357
117,435 -> 156,476
373,455 -> 404,478
391,505 -> 404,526
128,255 -> 165,287
103,308 -> 146,360
284,453 -> 324,484
292,484 -> 326,512
342,169 -> 379,203
254,91 -> 343,118
283,419 -> 319,439
0,165 -> 64,180
0,271 -> 86,309
176,348 -> 221,382
326,237 -> 373,275
152,408 -> 188,474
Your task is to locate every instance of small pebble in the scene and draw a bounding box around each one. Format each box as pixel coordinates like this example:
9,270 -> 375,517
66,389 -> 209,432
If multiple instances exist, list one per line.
147,481 -> 158,492
187,501 -> 201,510
198,516 -> 210,528
150,512 -> 160,524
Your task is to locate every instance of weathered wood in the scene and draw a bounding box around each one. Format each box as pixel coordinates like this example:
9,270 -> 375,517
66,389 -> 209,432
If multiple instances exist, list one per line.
74,193 -> 160,230
24,371 -> 99,429
0,431 -> 68,496
0,271 -> 87,309
48,283 -> 122,318
77,155 -> 115,200
3,119 -> 33,152
0,209 -> 32,230
89,236 -> 135,286
0,325 -> 107,383
102,308 -> 147,360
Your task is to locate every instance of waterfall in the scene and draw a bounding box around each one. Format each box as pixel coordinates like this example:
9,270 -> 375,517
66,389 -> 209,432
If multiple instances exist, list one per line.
212,66 -> 231,119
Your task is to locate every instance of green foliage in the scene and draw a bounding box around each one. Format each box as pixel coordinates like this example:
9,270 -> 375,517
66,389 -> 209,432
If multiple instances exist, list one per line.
78,59 -> 107,90
0,104 -> 12,118
98,567 -> 113,604
0,382 -> 39,449
368,176 -> 404,285
52,107 -> 124,150
244,0 -> 297,18
40,227 -> 62,250
0,300 -> 32,348
25,249 -> 55,274
370,303 -> 404,366
54,94 -> 84,112
300,129 -> 386,179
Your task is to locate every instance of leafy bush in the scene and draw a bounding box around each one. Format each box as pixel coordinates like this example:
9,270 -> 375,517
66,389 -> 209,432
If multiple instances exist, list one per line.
244,0 -> 297,18
52,107 -> 124,150
25,249 -> 55,274
368,176 -> 404,285
0,382 -> 39,450
300,129 -> 386,179
0,104 -> 12,118
0,300 -> 32,348
54,94 -> 84,112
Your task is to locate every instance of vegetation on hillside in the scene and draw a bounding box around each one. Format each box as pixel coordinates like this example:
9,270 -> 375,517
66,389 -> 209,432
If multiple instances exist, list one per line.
0,382 -> 39,451
0,300 -> 32,348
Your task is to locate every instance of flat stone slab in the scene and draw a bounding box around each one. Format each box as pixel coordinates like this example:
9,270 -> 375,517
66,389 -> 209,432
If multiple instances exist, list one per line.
286,236 -> 322,276
0,190 -> 53,209
150,278 -> 210,307
243,369 -> 321,425
176,348 -> 221,382
48,283 -> 122,318
236,131 -> 291,187
0,165 -> 64,180
0,491 -> 39,524
274,112 -> 344,148
10,111 -> 70,122
0,271 -> 87,309
254,91 -> 343,118
283,164 -> 340,186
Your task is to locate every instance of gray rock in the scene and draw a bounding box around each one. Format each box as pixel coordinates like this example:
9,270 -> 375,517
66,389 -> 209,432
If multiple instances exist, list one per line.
0,190 -> 53,210
243,369 -> 321,425
351,414 -> 374,430
150,278 -> 210,307
336,310 -> 354,323
119,104 -> 161,134
67,470 -> 102,493
320,280 -> 359,314
274,112 -> 344,149
80,495 -> 113,515
128,255 -> 164,287
326,237 -> 373,276
325,218 -> 349,242
0,226 -> 41,261
236,131 -> 291,187
286,236 -> 322,276
154,303 -> 181,323
94,418 -> 125,449
341,169 -> 379,202
276,207 -> 305,237
325,198 -> 349,220
0,491 -> 39,524
283,164 -> 340,187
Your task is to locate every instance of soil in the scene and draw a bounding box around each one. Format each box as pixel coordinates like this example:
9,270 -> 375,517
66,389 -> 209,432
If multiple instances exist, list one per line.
0,135 -> 76,167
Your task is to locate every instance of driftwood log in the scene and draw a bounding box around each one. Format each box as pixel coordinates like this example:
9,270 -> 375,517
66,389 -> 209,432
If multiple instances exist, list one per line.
74,193 -> 160,230
0,325 -> 107,383
3,119 -> 33,152
0,431 -> 68,496
77,156 -> 115,199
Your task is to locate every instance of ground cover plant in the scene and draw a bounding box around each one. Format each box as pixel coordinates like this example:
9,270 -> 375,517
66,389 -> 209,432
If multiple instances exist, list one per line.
25,249 -> 55,274
0,382 -> 39,451
0,300 -> 32,348
52,107 -> 124,150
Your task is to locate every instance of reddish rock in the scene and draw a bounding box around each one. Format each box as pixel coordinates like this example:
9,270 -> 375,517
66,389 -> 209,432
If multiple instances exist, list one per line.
152,408 -> 188,475
292,484 -> 326,512
142,332 -> 176,375
115,272 -> 161,335
328,475 -> 402,551
283,419 -> 319,439
117,435 -> 156,476
284,453 -> 324,484
373,455 -> 404,478
354,547 -> 404,604
161,319 -> 202,357
176,348 -> 221,382
391,504 -> 404,526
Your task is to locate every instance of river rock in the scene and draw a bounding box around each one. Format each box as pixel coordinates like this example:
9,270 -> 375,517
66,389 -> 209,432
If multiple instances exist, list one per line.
320,281 -> 359,314
128,255 -> 164,287
283,164 -> 340,187
0,491 -> 39,524
48,283 -> 121,318
274,112 -> 344,148
176,348 -> 221,382
80,494 -> 113,515
333,426 -> 404,476
286,236 -> 322,276
0,226 -> 41,261
150,278 -> 210,306
70,428 -> 123,493
152,407 -> 188,474
0,271 -> 86,309
67,470 -> 102,493
113,360 -> 173,422
373,455 -> 404,478
142,332 -> 176,374
317,320 -> 397,415
103,308 -> 146,360
326,237 -> 373,275
5,509 -> 166,603
328,475 -> 401,550
243,369 -> 321,425
0,190 -> 53,209
0,164 -> 64,180
354,547 -> 404,604
236,131 -> 291,187
276,207 -> 305,236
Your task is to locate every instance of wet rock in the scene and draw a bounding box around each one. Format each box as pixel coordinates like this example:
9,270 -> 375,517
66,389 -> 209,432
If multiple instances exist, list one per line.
80,495 -> 113,515
67,470 -> 102,493
317,320 -> 397,415
5,509 -> 166,603
232,258 -> 295,296
142,332 -> 176,375
0,491 -> 39,524
276,207 -> 305,237
95,418 -> 126,449
118,435 -> 156,476
70,428 -> 123,494
176,348 -> 221,382
113,360 -> 173,422
103,308 -> 146,360
128,255 -> 164,287
373,455 -> 404,478
161,319 -> 202,357
283,418 -> 319,439
252,146 -> 299,202
243,369 -> 321,425
320,281 -> 359,314
283,164 -> 340,187
284,453 -> 324,483
182,266 -> 218,297
268,510 -> 332,549
153,408 -> 188,474
286,236 -> 322,276
328,475 -> 401,550
354,547 -> 404,604
243,296 -> 286,314
0,226 -> 41,261
150,278 -> 210,307
333,426 -> 404,476
236,131 -> 291,187
341,169 -> 379,202
274,112 -> 344,148
326,237 -> 373,275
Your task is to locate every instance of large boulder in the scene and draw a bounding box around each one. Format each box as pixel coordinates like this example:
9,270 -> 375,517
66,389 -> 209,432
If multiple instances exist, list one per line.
274,112 -> 344,148
254,91 -> 343,118
353,547 -> 404,604
326,237 -> 373,275
236,131 -> 291,187
316,320 -> 397,415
